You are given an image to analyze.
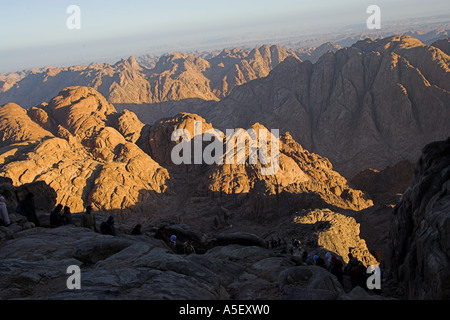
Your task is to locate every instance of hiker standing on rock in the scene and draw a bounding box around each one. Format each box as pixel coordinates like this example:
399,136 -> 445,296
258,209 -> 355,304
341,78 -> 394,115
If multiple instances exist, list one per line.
81,205 -> 97,232
0,196 -> 11,227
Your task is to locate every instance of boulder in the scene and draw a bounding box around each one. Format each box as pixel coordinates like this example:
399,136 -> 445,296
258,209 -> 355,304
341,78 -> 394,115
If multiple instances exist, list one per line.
278,266 -> 345,300
72,238 -> 136,264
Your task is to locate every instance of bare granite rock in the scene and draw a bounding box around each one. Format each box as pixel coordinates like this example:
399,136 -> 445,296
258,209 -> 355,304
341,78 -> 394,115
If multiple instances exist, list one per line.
384,137 -> 450,300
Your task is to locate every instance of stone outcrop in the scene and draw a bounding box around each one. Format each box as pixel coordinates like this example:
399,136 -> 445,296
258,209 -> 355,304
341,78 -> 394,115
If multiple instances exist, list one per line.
293,209 -> 378,267
132,113 -> 374,230
137,112 -> 215,165
384,137 -> 450,299
294,42 -> 342,63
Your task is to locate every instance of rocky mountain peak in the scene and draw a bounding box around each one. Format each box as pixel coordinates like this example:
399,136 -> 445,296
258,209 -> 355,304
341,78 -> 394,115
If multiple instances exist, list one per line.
0,102 -> 53,147
46,86 -> 116,140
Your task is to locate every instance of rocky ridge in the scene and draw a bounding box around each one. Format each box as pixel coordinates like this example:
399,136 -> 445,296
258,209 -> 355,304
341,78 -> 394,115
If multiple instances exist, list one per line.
203,35 -> 450,178
2,36 -> 448,180
134,112 -> 373,228
0,45 -> 300,108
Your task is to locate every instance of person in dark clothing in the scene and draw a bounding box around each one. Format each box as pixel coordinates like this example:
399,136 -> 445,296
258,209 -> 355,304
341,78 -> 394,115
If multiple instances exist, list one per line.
21,193 -> 40,227
330,256 -> 344,285
50,204 -> 63,227
131,224 -> 142,235
346,253 -> 367,288
62,206 -> 73,225
183,239 -> 196,255
354,262 -> 368,289
314,255 -> 326,269
302,251 -> 308,263
100,216 -> 116,236
155,227 -> 169,243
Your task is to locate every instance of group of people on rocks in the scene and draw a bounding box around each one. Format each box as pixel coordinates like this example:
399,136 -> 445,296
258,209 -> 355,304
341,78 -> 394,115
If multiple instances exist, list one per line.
265,234 -> 372,290
50,204 -> 73,227
265,236 -> 288,249
1,193 -> 74,230
0,193 -> 41,227
307,251 -> 370,289
297,249 -> 370,289
154,227 -> 196,255
269,237 -> 301,255
0,194 -> 142,238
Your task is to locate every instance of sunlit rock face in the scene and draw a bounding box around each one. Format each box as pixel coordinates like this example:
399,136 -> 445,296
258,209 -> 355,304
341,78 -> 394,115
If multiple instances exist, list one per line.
0,87 -> 169,213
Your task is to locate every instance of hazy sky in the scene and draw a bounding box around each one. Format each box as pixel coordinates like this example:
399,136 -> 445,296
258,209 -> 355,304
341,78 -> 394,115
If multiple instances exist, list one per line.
1,0 -> 449,73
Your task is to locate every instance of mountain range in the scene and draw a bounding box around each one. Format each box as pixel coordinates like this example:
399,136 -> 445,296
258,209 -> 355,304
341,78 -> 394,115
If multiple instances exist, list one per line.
1,44 -> 333,108
0,86 -> 373,217
2,35 -> 449,179
202,35 -> 450,177
0,33 -> 449,300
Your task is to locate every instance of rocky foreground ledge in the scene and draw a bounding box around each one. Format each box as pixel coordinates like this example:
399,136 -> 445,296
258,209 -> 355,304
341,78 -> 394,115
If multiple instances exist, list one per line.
0,224 -> 385,300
